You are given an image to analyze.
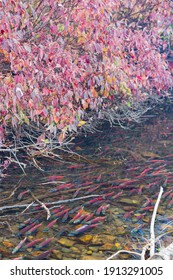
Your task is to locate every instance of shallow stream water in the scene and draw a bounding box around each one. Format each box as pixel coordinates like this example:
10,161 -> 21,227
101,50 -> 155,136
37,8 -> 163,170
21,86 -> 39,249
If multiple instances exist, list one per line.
0,109 -> 173,260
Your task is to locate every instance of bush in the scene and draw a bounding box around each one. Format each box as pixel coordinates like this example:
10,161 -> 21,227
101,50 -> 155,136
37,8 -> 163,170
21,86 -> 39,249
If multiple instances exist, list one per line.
0,0 -> 172,147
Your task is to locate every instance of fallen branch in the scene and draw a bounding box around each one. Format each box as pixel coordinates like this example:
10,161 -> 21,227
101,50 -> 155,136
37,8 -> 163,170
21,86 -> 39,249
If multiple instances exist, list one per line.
149,186 -> 163,257
0,194 -> 102,213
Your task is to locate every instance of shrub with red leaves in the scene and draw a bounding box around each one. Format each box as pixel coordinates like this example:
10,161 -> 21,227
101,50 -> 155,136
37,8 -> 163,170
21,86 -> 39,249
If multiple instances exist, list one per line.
0,0 -> 172,147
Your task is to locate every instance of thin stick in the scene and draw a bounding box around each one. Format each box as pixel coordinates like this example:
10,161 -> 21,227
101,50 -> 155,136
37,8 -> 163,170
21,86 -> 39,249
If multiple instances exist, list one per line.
149,186 -> 163,257
0,176 -> 25,202
7,155 -> 26,174
29,191 -> 51,220
0,221 -> 14,233
21,201 -> 35,214
0,194 -> 102,213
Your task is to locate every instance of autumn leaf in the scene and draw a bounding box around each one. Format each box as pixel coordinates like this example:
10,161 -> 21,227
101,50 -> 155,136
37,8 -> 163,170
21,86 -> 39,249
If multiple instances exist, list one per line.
78,120 -> 86,127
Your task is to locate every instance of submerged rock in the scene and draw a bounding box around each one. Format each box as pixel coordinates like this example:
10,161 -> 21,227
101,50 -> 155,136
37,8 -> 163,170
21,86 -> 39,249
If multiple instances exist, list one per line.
57,238 -> 75,247
86,250 -> 92,255
79,235 -> 93,244
2,240 -> 14,248
70,246 -> 81,254
91,235 -> 104,245
100,243 -> 116,251
52,250 -> 63,259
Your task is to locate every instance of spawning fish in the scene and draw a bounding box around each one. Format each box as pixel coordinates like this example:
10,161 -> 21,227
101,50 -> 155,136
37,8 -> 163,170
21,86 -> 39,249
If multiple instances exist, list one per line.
24,238 -> 44,249
111,191 -> 123,200
43,219 -> 57,232
52,205 -> 65,214
140,206 -> 154,211
18,218 -> 32,230
26,223 -> 42,236
136,167 -> 152,178
72,214 -> 88,224
123,211 -> 134,219
72,188 -> 81,198
44,175 -> 64,181
53,208 -> 70,218
129,189 -> 138,195
50,183 -> 73,192
12,237 -> 27,254
61,211 -> 69,223
67,164 -> 84,169
85,186 -> 100,195
69,206 -> 82,214
86,216 -> 106,224
33,250 -> 51,260
35,237 -> 54,250
120,179 -> 138,187
84,197 -> 103,205
17,190 -> 30,200
68,224 -> 99,236
18,222 -> 38,235
103,191 -> 115,198
69,208 -> 83,224
95,204 -> 110,216
82,213 -> 94,223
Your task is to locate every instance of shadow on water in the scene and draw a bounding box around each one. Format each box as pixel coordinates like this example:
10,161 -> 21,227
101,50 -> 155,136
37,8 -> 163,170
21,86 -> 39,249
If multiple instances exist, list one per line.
0,109 -> 173,260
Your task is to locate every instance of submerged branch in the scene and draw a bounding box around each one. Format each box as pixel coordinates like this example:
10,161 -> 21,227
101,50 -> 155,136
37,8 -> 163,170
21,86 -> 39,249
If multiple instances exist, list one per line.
149,186 -> 163,257
0,194 -> 102,214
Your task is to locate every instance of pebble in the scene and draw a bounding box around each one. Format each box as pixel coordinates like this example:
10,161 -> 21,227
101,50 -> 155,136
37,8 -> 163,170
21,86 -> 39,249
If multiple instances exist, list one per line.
91,235 -> 104,245
52,250 -> 63,259
100,243 -> 116,251
70,246 -> 81,254
88,246 -> 99,253
86,250 -> 92,255
61,247 -> 71,254
79,235 -> 93,244
57,238 -> 75,247
2,240 -> 14,248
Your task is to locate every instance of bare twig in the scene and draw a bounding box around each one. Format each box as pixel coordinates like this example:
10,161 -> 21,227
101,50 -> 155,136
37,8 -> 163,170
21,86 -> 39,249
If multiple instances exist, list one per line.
0,176 -> 25,202
29,190 -> 51,220
0,221 -> 14,233
21,201 -> 35,214
0,194 -> 102,213
149,186 -> 163,257
6,155 -> 26,174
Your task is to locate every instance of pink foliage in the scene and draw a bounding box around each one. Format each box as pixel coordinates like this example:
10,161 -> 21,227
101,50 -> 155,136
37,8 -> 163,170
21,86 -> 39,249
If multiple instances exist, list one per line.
0,0 -> 172,144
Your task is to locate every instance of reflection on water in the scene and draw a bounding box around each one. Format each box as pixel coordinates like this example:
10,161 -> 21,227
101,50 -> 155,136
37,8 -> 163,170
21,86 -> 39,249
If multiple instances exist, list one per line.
0,110 -> 173,260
